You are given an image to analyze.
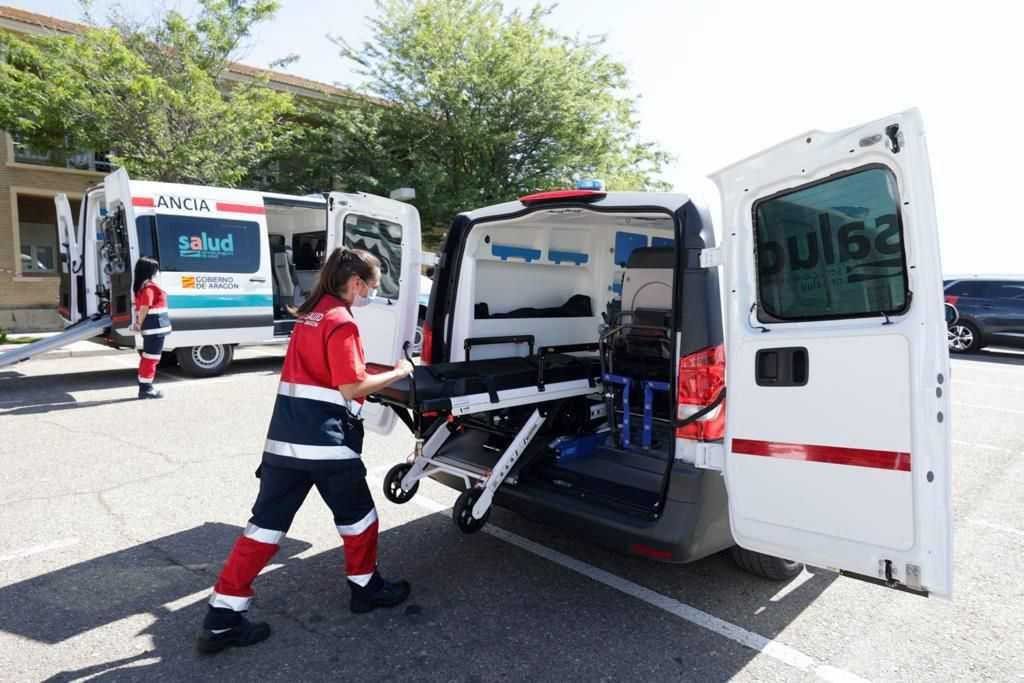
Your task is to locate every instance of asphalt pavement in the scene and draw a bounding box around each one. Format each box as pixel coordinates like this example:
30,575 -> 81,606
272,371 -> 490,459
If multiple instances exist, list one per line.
1,346 -> 1022,681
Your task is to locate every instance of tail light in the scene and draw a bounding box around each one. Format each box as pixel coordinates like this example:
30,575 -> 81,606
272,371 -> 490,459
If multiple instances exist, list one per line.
676,343 -> 726,441
944,295 -> 959,306
420,321 -> 433,365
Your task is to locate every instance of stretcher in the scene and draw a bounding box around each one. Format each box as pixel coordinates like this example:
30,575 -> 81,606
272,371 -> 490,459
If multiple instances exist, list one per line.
373,335 -> 602,532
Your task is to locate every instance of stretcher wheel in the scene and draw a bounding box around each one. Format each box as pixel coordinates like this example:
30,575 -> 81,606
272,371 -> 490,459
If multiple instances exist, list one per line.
383,463 -> 419,504
453,488 -> 490,534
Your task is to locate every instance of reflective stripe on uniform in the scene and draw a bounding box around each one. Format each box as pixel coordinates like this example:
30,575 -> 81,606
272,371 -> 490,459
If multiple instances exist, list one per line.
346,571 -> 374,587
209,591 -> 251,611
244,522 -> 285,545
146,307 -> 169,314
336,508 -> 377,537
263,438 -> 361,461
138,376 -> 153,384
141,352 -> 162,360
141,326 -> 172,336
277,381 -> 362,415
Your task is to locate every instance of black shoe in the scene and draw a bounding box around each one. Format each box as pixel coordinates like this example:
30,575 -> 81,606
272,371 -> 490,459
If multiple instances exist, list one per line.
196,617 -> 271,654
349,574 -> 411,614
138,384 -> 164,399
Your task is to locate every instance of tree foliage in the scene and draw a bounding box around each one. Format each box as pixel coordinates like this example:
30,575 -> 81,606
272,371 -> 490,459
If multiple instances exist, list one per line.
0,0 -> 294,186
325,0 -> 671,230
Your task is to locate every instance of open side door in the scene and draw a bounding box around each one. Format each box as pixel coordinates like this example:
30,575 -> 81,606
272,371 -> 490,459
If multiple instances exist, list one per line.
327,192 -> 423,435
712,109 -> 952,599
101,169 -> 140,345
55,193 -> 81,323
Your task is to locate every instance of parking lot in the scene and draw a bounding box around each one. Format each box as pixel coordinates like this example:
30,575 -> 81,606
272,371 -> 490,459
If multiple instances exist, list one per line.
1,347 -> 1022,681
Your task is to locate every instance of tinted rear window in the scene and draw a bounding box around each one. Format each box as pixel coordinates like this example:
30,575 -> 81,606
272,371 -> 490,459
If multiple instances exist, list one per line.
986,282 -> 1024,300
753,166 -> 909,321
155,215 -> 261,274
945,280 -> 989,297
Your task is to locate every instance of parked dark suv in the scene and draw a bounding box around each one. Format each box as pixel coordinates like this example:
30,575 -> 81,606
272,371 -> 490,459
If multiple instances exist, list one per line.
944,276 -> 1024,353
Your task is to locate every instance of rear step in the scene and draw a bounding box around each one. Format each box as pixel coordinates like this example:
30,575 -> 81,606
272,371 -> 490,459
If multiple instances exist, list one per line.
0,315 -> 111,369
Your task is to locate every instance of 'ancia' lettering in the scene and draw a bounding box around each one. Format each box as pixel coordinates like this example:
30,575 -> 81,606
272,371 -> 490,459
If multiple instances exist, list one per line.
760,213 -> 901,277
157,195 -> 211,212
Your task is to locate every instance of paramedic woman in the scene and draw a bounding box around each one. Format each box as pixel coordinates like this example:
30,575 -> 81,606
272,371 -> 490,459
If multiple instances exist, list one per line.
197,247 -> 414,654
131,256 -> 171,399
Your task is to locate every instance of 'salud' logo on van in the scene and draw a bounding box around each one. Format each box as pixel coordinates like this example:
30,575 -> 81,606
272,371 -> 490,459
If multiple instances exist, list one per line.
178,232 -> 236,259
759,212 -> 903,291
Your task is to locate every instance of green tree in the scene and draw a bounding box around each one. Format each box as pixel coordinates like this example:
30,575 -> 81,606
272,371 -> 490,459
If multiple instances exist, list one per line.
328,0 -> 671,231
0,0 -> 294,186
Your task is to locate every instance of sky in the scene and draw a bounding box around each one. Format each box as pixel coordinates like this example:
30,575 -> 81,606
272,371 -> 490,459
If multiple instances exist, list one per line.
14,0 -> 1024,275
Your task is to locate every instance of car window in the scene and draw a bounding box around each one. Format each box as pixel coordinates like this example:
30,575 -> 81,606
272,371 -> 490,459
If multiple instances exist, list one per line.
155,215 -> 261,274
753,166 -> 908,321
944,280 -> 988,297
343,214 -> 402,299
985,282 -> 1024,300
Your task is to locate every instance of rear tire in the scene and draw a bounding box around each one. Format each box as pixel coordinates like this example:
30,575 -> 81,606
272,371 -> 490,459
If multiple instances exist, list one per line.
948,321 -> 981,353
729,546 -> 803,581
176,344 -> 234,377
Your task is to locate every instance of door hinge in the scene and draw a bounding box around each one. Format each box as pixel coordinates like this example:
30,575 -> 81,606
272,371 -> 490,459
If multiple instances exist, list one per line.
699,247 -> 723,268
694,442 -> 724,470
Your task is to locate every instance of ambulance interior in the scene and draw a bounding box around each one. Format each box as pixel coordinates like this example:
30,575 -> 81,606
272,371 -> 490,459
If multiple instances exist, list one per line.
264,201 -> 404,334
430,209 -> 680,516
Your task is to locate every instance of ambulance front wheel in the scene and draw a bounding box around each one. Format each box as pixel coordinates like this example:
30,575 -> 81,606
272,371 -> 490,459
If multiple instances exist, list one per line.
453,488 -> 490,534
383,463 -> 419,504
176,344 -> 234,377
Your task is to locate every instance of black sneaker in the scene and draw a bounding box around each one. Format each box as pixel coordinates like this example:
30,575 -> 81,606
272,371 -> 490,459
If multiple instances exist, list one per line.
196,617 -> 271,654
138,384 -> 164,399
349,574 -> 411,614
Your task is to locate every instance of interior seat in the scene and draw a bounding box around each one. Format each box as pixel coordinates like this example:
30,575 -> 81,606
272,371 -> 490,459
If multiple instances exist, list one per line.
610,246 -> 673,380
271,244 -> 300,316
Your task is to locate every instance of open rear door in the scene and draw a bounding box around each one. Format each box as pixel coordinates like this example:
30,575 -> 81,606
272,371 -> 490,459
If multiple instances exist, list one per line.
55,193 -> 81,323
101,169 -> 140,345
327,192 -> 422,435
712,109 -> 952,599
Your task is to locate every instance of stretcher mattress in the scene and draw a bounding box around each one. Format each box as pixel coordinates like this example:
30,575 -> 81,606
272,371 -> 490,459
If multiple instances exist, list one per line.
374,354 -> 600,411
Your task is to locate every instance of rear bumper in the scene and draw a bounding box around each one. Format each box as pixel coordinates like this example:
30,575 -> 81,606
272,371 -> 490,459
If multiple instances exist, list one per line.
431,463 -> 735,563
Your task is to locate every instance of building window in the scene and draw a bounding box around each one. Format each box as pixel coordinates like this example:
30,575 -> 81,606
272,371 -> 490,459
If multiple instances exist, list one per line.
16,194 -> 80,277
10,133 -> 114,173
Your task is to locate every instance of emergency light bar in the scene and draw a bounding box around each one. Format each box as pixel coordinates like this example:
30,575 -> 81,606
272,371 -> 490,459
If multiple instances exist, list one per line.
518,189 -> 607,205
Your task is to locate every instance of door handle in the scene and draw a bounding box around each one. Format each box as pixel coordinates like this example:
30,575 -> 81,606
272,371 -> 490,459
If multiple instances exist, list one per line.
249,276 -> 267,283
980,304 -> 994,309
755,347 -> 808,387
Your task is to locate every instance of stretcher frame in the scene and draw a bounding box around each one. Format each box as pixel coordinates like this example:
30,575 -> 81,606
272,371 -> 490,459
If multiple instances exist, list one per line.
380,338 -> 602,532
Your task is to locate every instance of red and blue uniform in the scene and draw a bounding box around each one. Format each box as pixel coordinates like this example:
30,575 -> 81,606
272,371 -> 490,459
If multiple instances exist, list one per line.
208,294 -> 379,615
135,281 -> 171,386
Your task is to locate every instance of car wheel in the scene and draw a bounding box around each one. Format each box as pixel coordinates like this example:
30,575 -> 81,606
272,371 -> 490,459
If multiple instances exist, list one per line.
948,321 -> 981,354
175,344 -> 234,377
729,546 -> 803,581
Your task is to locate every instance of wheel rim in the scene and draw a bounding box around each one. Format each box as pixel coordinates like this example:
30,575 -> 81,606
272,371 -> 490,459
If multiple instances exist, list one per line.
387,465 -> 415,501
456,490 -> 487,531
948,325 -> 974,351
191,344 -> 225,369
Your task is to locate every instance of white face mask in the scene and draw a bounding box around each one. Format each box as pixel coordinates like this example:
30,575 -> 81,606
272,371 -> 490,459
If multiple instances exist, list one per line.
352,279 -> 378,307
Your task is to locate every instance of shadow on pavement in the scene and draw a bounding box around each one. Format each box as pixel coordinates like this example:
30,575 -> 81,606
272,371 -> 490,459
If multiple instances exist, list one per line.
0,512 -> 836,681
952,347 -> 1024,367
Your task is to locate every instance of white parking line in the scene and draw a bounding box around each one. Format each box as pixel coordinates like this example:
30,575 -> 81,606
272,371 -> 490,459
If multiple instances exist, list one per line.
968,519 -> 1024,539
952,439 -> 1016,454
367,476 -> 866,683
955,380 -> 1024,391
952,401 -> 1024,416
0,538 -> 79,563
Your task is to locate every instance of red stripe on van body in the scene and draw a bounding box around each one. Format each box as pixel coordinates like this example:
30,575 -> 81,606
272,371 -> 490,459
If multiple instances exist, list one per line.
731,438 -> 911,472
216,202 -> 265,215
132,197 -> 155,207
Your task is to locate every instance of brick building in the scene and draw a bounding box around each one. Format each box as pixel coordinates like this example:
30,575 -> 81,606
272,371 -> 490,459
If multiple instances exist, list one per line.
0,6 -> 358,332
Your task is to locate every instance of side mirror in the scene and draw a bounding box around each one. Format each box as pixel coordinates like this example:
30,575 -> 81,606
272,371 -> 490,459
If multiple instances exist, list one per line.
944,302 -> 959,327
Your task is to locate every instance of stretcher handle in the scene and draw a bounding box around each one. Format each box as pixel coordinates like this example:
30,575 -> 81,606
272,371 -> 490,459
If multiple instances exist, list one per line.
402,341 -> 419,435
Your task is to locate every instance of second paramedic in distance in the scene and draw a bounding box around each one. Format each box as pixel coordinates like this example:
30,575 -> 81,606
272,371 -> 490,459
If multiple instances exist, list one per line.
196,247 -> 415,654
